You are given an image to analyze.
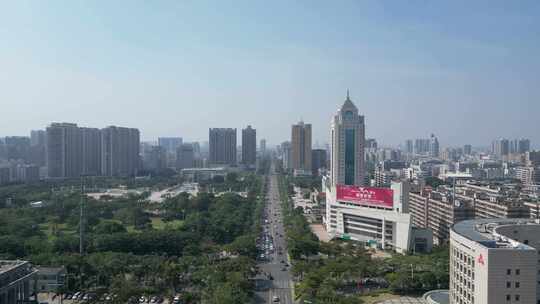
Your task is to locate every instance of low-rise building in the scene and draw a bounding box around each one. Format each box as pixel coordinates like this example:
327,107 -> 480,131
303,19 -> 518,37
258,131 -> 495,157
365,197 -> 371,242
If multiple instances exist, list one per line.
35,266 -> 66,293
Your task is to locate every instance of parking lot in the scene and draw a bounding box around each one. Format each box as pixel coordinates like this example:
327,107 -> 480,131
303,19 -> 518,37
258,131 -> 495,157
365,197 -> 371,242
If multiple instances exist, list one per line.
37,292 -> 179,304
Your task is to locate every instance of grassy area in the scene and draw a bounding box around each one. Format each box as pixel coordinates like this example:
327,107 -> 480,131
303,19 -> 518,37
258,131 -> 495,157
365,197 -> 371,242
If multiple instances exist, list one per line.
150,217 -> 183,230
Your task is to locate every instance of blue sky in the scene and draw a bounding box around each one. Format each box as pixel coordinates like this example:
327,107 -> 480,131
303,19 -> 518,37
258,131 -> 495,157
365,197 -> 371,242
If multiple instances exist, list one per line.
1,1 -> 539,148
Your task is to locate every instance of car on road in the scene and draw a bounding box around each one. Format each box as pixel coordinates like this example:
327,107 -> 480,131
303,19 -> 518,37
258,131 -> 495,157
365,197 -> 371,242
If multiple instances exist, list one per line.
272,296 -> 280,302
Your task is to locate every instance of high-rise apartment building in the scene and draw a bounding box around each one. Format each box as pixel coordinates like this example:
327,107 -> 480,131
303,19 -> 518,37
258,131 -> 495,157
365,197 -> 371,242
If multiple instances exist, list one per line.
101,126 -> 140,177
81,128 -> 101,176
291,121 -> 312,174
46,123 -> 83,178
241,125 -> 256,167
176,143 -> 195,169
209,128 -> 237,166
329,92 -> 365,186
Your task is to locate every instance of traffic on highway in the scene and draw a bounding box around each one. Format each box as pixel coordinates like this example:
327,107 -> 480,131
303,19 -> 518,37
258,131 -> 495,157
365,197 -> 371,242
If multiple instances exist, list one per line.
253,171 -> 294,304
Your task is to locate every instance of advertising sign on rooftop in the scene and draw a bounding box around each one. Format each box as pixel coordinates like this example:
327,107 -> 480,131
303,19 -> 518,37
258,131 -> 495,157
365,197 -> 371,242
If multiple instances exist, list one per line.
336,184 -> 393,208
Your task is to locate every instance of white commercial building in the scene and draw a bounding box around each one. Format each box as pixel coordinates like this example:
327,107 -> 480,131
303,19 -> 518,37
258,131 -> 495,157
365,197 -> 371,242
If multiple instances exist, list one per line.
450,218 -> 540,304
324,177 -> 423,253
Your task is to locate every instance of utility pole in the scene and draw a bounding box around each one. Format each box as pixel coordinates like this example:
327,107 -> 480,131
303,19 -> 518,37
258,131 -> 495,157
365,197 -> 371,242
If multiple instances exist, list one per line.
80,175 -> 85,256
79,175 -> 86,290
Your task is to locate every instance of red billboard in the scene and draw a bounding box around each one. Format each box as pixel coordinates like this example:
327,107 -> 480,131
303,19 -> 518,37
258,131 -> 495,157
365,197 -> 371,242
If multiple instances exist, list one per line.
336,185 -> 394,208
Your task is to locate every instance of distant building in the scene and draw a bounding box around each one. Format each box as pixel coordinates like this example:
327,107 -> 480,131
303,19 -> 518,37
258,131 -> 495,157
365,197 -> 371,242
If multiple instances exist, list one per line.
518,138 -> 531,153
259,138 -> 266,156
176,143 -> 195,169
158,137 -> 183,154
492,138 -> 510,158
430,134 -> 439,158
291,121 -> 312,173
281,141 -> 292,170
142,145 -> 166,171
527,151 -> 540,167
463,144 -> 472,155
414,138 -> 431,155
311,149 -> 327,175
241,126 -> 256,167
365,138 -> 377,150
405,139 -> 414,154
329,92 -> 365,186
4,136 -> 31,162
29,130 -> 46,167
209,128 -> 237,166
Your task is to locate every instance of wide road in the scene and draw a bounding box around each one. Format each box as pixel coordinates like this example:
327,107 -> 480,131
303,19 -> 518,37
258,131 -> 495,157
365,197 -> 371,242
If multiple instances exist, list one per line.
253,171 -> 294,304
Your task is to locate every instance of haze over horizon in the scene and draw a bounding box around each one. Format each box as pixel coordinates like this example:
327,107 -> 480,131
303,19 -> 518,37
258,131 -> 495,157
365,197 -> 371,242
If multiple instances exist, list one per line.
1,1 -> 539,148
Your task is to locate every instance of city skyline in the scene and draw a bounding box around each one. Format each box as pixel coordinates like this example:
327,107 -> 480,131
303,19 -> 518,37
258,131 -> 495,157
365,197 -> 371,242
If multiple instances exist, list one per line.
1,1 -> 539,147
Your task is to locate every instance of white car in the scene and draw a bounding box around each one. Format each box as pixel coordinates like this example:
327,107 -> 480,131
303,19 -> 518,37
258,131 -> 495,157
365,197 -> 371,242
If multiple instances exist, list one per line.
272,296 -> 280,302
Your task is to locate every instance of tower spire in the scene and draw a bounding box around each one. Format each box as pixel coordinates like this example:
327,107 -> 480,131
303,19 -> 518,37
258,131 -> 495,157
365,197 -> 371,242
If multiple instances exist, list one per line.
346,89 -> 350,100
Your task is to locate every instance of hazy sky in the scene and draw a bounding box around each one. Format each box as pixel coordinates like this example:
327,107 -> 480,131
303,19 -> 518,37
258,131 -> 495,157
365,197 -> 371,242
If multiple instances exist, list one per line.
1,1 -> 539,148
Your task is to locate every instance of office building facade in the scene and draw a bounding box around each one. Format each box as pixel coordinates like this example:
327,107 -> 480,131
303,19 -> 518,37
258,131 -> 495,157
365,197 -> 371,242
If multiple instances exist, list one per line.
329,92 -> 365,186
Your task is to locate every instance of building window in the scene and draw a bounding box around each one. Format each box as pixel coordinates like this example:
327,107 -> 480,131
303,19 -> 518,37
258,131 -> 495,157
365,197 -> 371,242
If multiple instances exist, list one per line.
507,282 -> 511,288
516,269 -> 520,275
506,295 -> 511,301
344,129 -> 355,185
507,269 -> 512,275
515,282 -> 520,288
515,295 -> 520,301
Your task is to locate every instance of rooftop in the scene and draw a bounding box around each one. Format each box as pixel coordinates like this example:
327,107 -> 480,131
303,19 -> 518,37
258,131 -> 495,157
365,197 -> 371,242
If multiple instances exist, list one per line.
452,218 -> 539,249
0,260 -> 28,274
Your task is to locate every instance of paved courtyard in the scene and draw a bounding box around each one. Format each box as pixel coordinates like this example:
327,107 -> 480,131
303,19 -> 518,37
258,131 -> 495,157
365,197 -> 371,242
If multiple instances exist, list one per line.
378,296 -> 426,304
